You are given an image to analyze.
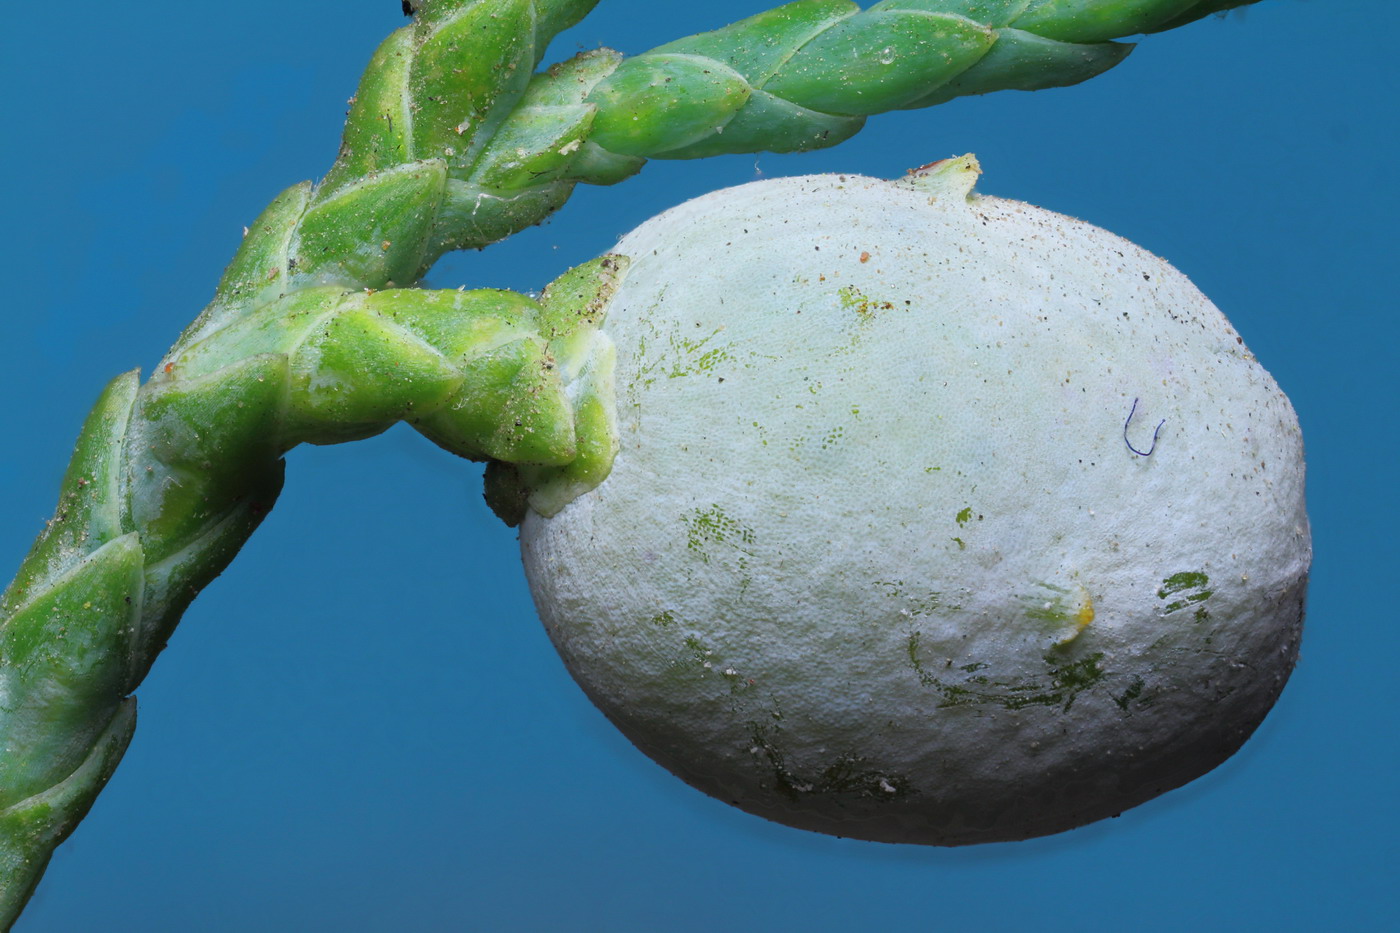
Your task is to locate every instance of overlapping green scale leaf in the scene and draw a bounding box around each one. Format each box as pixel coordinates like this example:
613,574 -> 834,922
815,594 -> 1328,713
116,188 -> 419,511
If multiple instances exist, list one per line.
0,536 -> 143,809
411,0 -> 537,159
765,10 -> 995,114
323,28 -> 418,191
470,53 -> 613,189
293,161 -> 447,289
210,182 -> 312,312
904,27 -> 1130,108
0,373 -> 137,615
129,355 -> 290,567
590,55 -> 754,156
0,698 -> 135,922
654,0 -> 858,84
1011,0 -> 1202,43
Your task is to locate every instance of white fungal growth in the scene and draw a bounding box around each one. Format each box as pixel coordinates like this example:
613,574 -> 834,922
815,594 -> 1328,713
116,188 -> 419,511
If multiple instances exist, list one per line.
520,157 -> 1309,845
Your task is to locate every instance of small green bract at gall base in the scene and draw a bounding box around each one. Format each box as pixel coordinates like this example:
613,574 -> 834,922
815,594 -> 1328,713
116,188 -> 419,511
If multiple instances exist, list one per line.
520,156 -> 1310,845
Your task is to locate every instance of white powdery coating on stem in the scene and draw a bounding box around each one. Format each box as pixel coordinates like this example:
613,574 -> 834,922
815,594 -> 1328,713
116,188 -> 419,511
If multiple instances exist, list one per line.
520,169 -> 1309,845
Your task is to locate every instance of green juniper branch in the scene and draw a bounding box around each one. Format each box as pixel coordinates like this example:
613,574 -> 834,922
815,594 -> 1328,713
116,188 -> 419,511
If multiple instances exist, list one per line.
0,263 -> 624,924
0,0 -> 1261,925
576,0 -> 1251,164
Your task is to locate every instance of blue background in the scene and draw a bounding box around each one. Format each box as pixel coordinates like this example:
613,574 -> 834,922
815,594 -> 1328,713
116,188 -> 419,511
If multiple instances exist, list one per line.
2,1 -> 1395,929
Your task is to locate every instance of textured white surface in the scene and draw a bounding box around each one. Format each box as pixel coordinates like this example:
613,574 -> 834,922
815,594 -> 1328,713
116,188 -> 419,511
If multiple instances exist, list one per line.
520,163 -> 1309,845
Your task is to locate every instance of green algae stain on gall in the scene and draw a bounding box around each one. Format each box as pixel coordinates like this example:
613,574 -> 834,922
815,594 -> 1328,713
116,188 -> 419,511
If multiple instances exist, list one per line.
874,580 -> 942,618
665,329 -> 735,378
1046,653 -> 1108,711
747,722 -> 912,804
1113,676 -> 1157,712
682,635 -> 746,690
837,285 -> 895,317
1158,571 -> 1212,614
906,632 -> 1108,712
682,505 -> 756,564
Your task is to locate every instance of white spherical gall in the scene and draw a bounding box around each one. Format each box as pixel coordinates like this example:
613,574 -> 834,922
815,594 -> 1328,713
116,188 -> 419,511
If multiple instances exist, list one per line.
520,157 -> 1309,845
